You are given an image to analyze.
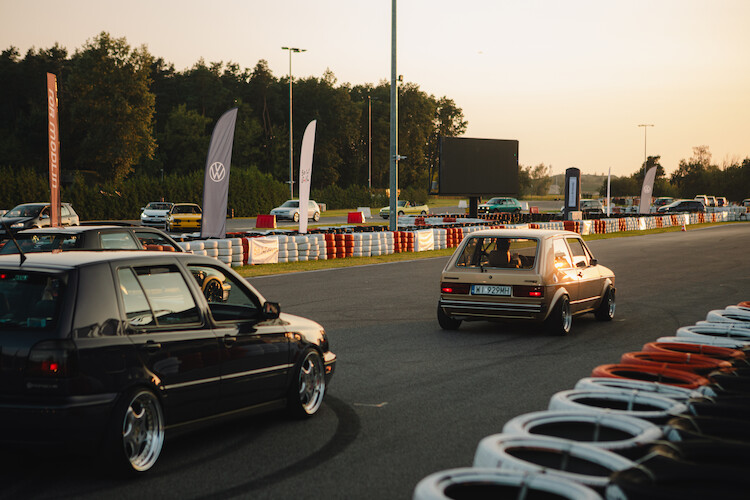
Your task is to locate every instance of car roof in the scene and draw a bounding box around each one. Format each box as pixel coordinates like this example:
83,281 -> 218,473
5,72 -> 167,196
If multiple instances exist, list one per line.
15,225 -> 140,235
0,250 -> 212,271
173,203 -> 200,207
464,228 -> 580,239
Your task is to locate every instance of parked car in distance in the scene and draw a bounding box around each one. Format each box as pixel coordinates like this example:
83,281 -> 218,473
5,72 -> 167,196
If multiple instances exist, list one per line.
652,197 -> 674,211
140,202 -> 174,228
437,228 -> 615,336
477,197 -> 523,215
715,196 -> 728,207
657,199 -> 706,213
694,195 -> 710,207
742,198 -> 750,208
166,203 -> 202,232
270,200 -> 321,222
0,202 -> 79,237
0,225 -> 183,254
0,251 -> 336,474
378,200 -> 429,219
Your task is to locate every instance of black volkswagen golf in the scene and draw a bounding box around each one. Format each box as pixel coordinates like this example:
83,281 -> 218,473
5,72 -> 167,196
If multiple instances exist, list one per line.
0,251 -> 335,474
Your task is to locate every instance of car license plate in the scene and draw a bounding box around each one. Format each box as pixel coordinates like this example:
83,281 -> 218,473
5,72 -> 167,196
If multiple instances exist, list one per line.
471,285 -> 511,296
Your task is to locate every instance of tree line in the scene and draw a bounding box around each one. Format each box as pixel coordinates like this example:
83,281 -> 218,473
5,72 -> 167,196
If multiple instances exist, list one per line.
600,146 -> 750,202
0,32 -> 468,195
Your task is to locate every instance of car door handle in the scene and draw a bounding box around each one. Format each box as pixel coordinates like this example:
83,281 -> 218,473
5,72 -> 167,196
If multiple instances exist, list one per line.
142,340 -> 162,351
577,272 -> 583,278
223,335 -> 237,347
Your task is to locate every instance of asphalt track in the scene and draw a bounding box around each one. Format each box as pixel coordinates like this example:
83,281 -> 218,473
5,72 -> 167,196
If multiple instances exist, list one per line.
2,223 -> 748,499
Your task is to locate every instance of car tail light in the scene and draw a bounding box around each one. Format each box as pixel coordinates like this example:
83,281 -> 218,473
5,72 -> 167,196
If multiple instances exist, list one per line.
441,282 -> 471,294
514,285 -> 544,298
26,340 -> 77,378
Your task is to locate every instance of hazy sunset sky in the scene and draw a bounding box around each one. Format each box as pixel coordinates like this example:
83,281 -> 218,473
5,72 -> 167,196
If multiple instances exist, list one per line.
2,0 -> 748,177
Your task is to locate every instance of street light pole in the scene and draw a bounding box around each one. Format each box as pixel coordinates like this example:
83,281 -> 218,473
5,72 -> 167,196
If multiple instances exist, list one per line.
282,46 -> 306,199
368,95 -> 372,190
638,124 -> 654,169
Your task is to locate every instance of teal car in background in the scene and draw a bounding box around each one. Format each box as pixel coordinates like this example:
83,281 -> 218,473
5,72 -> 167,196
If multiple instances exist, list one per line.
477,197 -> 523,214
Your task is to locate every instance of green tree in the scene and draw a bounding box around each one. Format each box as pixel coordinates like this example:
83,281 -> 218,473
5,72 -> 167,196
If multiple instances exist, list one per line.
161,104 -> 211,174
66,32 -> 156,183
670,146 -> 720,197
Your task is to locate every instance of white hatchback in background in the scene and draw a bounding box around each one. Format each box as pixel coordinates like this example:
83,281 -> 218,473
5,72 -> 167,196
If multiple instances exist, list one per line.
270,200 -> 321,222
140,201 -> 174,228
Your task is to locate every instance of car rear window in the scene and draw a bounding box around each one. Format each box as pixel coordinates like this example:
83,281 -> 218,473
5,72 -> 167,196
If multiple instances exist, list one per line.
0,234 -> 81,254
0,270 -> 67,330
456,237 -> 538,269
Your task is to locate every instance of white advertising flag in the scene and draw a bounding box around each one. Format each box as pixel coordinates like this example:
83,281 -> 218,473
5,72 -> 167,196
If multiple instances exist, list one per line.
298,120 -> 317,234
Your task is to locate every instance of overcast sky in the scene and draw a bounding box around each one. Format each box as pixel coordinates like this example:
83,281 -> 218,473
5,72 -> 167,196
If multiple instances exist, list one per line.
2,0 -> 748,177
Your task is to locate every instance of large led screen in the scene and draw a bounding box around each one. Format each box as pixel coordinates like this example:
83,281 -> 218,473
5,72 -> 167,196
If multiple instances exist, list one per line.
438,137 -> 519,196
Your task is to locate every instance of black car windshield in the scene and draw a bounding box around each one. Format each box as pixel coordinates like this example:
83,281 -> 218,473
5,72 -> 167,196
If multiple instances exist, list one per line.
281,201 -> 299,208
146,203 -> 172,210
5,205 -> 44,218
0,234 -> 81,254
0,271 -> 67,330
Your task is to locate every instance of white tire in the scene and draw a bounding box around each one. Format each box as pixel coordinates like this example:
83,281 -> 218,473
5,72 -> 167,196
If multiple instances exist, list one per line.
502,409 -> 662,452
574,377 -> 701,402
657,334 -> 750,349
413,467 -> 602,500
549,389 -> 687,424
473,434 -> 635,489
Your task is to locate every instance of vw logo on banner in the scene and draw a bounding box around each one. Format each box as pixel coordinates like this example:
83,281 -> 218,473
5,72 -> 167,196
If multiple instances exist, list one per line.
209,162 -> 226,183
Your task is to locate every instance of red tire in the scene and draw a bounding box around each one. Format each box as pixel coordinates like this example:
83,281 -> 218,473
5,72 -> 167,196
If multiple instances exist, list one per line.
620,351 -> 732,375
642,342 -> 746,364
591,363 -> 710,389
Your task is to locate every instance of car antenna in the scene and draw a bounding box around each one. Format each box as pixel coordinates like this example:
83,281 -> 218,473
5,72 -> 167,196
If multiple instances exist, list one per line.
0,216 -> 26,265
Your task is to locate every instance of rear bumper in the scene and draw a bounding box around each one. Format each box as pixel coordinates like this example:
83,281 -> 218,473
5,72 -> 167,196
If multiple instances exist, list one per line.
439,298 -> 545,321
0,393 -> 118,451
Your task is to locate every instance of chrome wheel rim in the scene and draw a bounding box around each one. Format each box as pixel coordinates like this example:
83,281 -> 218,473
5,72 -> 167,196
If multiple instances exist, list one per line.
562,299 -> 572,333
122,392 -> 164,472
298,352 -> 325,415
608,290 -> 616,318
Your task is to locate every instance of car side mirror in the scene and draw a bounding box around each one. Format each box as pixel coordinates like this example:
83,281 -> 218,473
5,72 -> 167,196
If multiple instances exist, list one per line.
263,301 -> 281,319
589,258 -> 598,266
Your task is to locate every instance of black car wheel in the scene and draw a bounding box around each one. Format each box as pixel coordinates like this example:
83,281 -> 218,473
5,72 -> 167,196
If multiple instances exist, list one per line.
202,277 -> 224,303
546,295 -> 572,336
106,389 -> 164,474
293,212 -> 300,223
437,304 -> 462,330
288,348 -> 326,418
595,286 -> 616,321
313,211 -> 320,222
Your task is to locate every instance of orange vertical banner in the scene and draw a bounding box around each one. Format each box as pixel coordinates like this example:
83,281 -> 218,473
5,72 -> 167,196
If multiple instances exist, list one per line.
46,73 -> 61,227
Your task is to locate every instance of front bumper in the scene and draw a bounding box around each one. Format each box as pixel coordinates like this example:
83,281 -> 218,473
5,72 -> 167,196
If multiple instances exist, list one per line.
323,351 -> 336,385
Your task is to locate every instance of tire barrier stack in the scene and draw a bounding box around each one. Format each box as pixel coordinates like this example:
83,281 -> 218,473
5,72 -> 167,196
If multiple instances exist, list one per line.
413,300 -> 750,500
169,208 -> 745,269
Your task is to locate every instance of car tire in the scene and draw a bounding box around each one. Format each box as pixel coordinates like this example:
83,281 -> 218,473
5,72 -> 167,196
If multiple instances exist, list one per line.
105,388 -> 164,475
437,304 -> 462,330
420,210 -> 427,216
398,211 -> 405,216
546,296 -> 572,336
202,277 -> 224,302
287,348 -> 326,418
293,212 -> 300,223
313,211 -> 320,222
594,286 -> 615,321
